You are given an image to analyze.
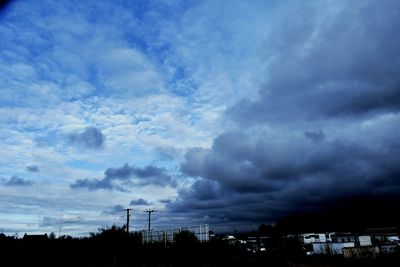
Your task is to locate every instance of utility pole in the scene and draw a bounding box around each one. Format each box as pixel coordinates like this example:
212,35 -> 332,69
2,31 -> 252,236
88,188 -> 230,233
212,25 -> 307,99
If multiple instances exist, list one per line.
124,208 -> 132,233
144,209 -> 157,242
144,209 -> 157,232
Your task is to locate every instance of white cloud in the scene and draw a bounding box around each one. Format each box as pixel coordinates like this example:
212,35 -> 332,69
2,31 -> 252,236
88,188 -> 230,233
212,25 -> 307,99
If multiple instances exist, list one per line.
0,0 -> 280,235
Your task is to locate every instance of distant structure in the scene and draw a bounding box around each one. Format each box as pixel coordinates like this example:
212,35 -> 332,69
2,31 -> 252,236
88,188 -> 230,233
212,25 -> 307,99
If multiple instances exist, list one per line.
23,233 -> 48,241
302,231 -> 399,257
142,224 -> 210,245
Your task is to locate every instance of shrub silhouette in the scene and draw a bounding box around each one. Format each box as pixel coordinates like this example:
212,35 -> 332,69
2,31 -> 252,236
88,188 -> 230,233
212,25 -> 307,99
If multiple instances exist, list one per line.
174,230 -> 198,245
90,225 -> 127,240
49,232 -> 56,239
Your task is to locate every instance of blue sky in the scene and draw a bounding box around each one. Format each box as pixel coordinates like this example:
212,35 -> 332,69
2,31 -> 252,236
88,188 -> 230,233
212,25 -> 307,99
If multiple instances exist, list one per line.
1,0 -> 400,236
0,0 -> 269,235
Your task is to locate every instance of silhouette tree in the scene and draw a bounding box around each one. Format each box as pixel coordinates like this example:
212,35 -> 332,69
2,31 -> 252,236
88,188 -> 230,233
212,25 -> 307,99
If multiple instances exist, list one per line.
174,230 -> 198,246
89,225 -> 128,240
49,232 -> 56,239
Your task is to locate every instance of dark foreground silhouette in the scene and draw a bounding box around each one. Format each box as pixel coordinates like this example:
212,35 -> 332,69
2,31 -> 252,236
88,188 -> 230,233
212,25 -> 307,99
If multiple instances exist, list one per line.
0,226 -> 399,267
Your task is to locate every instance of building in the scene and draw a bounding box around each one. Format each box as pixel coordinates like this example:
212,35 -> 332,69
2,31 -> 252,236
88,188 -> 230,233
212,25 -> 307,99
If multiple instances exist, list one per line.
23,233 -> 48,241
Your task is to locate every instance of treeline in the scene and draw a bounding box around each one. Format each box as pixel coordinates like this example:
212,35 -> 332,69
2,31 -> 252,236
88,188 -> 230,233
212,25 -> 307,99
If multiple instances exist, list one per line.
0,225 -> 325,267
0,226 -> 261,267
1,223 -> 399,267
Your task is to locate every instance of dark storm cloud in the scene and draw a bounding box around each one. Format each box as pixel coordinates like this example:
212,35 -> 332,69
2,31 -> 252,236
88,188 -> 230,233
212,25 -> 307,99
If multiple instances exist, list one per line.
181,132 -> 291,193
2,176 -> 33,186
304,130 -> 325,143
0,0 -> 12,13
173,126 -> 400,225
180,147 -> 209,177
228,1 -> 400,125
168,180 -> 279,225
130,198 -> 150,206
26,165 -> 39,172
70,163 -> 175,191
158,199 -> 172,204
167,0 -> 400,228
69,127 -> 105,149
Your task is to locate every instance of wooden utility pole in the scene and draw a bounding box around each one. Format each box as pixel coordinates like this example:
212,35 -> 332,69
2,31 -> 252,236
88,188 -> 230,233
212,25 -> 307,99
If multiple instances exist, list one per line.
124,208 -> 132,233
144,208 -> 157,242
144,209 -> 157,232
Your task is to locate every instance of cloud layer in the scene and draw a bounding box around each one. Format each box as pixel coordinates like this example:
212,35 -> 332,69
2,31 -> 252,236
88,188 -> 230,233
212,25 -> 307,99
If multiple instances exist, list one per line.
69,127 -> 105,149
130,198 -> 151,206
1,0 -> 399,235
229,0 -> 400,124
26,165 -> 40,172
2,176 -> 33,187
71,163 -> 175,191
169,0 -> 400,228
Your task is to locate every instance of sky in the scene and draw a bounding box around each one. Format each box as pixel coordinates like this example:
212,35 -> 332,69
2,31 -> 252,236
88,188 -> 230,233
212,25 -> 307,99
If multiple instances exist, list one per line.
0,0 -> 399,236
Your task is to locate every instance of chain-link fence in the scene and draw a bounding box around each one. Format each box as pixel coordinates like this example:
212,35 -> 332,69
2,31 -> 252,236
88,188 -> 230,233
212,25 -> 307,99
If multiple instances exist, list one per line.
141,224 -> 209,244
